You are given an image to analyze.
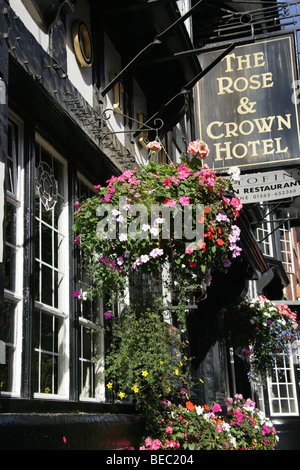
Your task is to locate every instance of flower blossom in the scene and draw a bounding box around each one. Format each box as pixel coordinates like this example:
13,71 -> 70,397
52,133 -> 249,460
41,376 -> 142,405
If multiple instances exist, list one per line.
212,403 -> 222,413
164,198 -> 177,207
187,140 -> 210,159
216,213 -> 230,223
150,248 -> 164,258
151,439 -> 162,450
179,196 -> 190,206
146,140 -> 162,152
104,310 -> 113,319
227,166 -> 240,182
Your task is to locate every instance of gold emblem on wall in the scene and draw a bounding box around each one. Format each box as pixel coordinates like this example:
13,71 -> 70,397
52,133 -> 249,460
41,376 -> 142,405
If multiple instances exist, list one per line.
72,20 -> 93,67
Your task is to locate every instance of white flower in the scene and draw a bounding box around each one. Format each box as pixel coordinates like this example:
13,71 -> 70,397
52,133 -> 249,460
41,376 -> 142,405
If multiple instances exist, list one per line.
195,405 -> 204,416
150,227 -> 159,236
140,254 -> 149,263
142,224 -> 150,232
227,166 -> 240,182
119,233 -> 127,241
112,209 -> 120,216
153,217 -> 164,227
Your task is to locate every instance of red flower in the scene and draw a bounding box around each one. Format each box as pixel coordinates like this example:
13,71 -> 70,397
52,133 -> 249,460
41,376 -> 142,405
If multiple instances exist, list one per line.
186,401 -> 196,411
197,241 -> 206,252
189,261 -> 197,267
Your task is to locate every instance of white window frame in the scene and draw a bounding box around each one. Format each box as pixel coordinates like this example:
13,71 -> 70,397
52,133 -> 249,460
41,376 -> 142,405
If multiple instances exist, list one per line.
33,134 -> 70,400
256,204 -> 274,257
266,347 -> 299,417
3,110 -> 24,397
279,222 -> 294,275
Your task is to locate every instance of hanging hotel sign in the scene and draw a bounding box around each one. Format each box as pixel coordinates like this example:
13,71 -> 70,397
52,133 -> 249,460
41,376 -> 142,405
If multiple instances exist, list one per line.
231,167 -> 300,204
197,35 -> 300,171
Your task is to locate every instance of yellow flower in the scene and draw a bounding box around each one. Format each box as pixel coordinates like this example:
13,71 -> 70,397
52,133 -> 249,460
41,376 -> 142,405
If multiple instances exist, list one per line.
118,392 -> 125,399
131,385 -> 139,394
199,378 -> 204,383
174,369 -> 179,375
159,361 -> 164,365
141,370 -> 148,377
107,382 -> 113,389
179,361 -> 183,367
44,387 -> 50,393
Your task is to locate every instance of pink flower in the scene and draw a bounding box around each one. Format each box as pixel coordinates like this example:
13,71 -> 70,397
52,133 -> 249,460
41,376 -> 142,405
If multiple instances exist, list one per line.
104,310 -> 113,319
179,196 -> 190,206
166,426 -> 173,434
187,140 -> 210,159
231,197 -> 242,211
72,290 -> 80,299
146,140 -> 162,152
164,198 -> 177,207
162,176 -> 172,187
186,246 -> 194,254
151,439 -> 162,450
145,437 -> 152,447
178,168 -> 191,180
212,403 -> 222,413
262,425 -> 270,435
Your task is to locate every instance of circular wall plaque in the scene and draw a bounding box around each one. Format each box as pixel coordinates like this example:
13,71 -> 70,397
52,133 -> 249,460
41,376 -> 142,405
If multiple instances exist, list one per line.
72,20 -> 93,67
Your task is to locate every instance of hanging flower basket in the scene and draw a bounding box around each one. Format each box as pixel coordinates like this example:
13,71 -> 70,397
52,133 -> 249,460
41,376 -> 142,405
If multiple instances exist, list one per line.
222,295 -> 299,383
72,140 -> 243,321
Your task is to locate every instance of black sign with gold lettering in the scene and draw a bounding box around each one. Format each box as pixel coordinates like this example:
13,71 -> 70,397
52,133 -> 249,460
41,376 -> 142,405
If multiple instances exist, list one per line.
197,34 -> 300,171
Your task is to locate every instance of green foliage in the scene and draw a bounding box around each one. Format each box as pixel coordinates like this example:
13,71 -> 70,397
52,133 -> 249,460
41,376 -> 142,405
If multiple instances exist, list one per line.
103,305 -> 193,405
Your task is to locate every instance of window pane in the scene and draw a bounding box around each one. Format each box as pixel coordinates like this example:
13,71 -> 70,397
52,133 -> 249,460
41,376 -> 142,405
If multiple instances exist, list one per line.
267,352 -> 299,416
33,137 -> 68,398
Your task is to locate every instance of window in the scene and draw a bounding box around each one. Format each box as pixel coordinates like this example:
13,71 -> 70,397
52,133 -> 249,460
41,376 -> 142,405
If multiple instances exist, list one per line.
3,115 -> 111,404
255,205 -> 274,257
3,112 -> 24,396
267,349 -> 299,416
279,221 -> 294,275
33,135 -> 69,398
76,175 -> 105,401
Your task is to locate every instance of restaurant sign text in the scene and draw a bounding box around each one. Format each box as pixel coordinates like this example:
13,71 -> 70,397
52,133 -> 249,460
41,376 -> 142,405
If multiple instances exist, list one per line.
231,167 -> 300,204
